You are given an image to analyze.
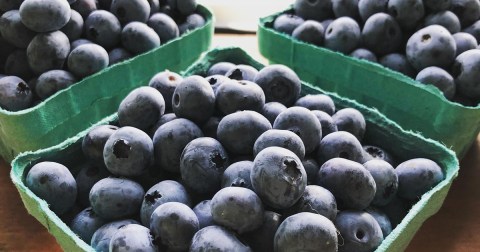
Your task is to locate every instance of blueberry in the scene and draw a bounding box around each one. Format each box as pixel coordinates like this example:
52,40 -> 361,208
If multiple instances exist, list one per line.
274,212 -> 337,252
324,17 -> 361,54
190,225 -> 252,252
26,162 -> 77,215
0,33 -> 15,71
208,62 -> 236,76
217,110 -> 271,155
450,0 -> 480,27
153,118 -> 203,173
221,161 -> 254,190
358,0 -> 388,22
4,50 -> 34,80
321,20 -> 334,31
180,137 -> 230,195
424,0 -> 451,12
109,224 -> 157,252
254,129 -> 306,160
362,13 -> 403,56
395,158 -> 444,200
273,14 -> 305,35
167,0 -> 197,16
91,219 -> 139,252
311,110 -> 338,136
172,75 -> 215,124
415,66 -> 456,99
70,207 -> 107,242
0,0 -> 23,12
292,20 -> 324,46
317,131 -> 364,164
192,200 -> 214,229
35,70 -> 78,100
70,38 -> 93,50
60,10 -> 84,42
150,202 -> 199,251
110,0 -> 150,25
178,13 -> 206,34
216,80 -> 265,115
255,64 -> 302,106
335,210 -> 383,252
148,70 -> 182,111
284,185 -> 337,221
302,158 -> 320,184
332,108 -> 366,141
378,195 -> 412,227
148,13 -> 179,43
0,10 -> 36,49
225,64 -> 259,82
90,178 -> 144,220
316,158 -> 376,209
84,10 -> 121,50
453,32 -> 478,56
140,180 -> 191,225
452,49 -> 480,99
424,11 -> 461,34
463,20 -> 480,41
82,125 -> 119,166
68,43 -> 109,78
71,0 -> 98,18
201,116 -> 220,139
332,0 -> 359,19
294,0 -> 333,21
349,48 -> 378,62
103,126 -> 154,177
75,164 -> 111,207
241,211 -> 282,252
294,94 -> 336,115
19,0 -> 71,32
121,22 -> 160,55
0,76 -> 32,111
108,48 -> 132,66
365,207 -> 392,238
261,102 -> 287,125
251,147 -> 307,209
363,160 -> 398,206
388,0 -> 425,31
379,53 -> 416,78
27,31 -> 70,75
362,145 -> 396,166
205,75 -> 231,94
406,25 -> 457,71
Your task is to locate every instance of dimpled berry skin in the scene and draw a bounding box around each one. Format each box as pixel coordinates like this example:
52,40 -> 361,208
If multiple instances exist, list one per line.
0,10 -> 36,49
387,0 -> 425,31
67,44 -> 109,78
262,102 -> 287,125
19,0 -> 71,32
35,70 -> 78,100
395,158 -> 444,200
216,79 -> 265,115
89,178 -> 144,220
153,118 -> 203,173
82,125 -> 118,165
363,160 -> 398,206
415,66 -> 456,99
148,70 -> 183,111
273,107 -> 322,154
193,200 -> 214,229
363,145 -> 396,166
110,0 -> 150,25
173,75 -> 215,125
0,76 -> 32,111
221,161 -> 254,190
26,162 -> 77,215
424,11 -> 461,34
225,64 -> 259,82
333,108 -> 367,141
109,224 -> 157,252
121,22 -> 160,55
316,158 -> 376,210
335,210 -> 383,252
253,129 -> 306,160
70,207 -> 107,242
103,126 -> 153,177
118,86 -> 165,132
150,202 -> 199,251
273,14 -> 305,35
294,94 -> 336,115
91,219 -> 139,252
27,31 -> 70,75
190,225 -> 252,252
211,187 -> 264,234
84,10 -> 122,50
274,212 -> 338,252
324,17 -> 361,54
284,185 -> 337,221
180,137 -> 230,195
254,64 -> 301,106
251,147 -> 307,209
294,0 -> 333,21
362,13 -> 403,56
140,180 -> 191,226
406,25 -> 457,71
452,49 -> 480,99
217,110 -> 272,155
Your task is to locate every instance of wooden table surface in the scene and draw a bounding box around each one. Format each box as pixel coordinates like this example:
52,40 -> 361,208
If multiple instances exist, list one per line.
1,34 -> 479,252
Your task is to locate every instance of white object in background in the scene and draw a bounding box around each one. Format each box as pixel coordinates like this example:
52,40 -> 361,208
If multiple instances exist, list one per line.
198,0 -> 292,32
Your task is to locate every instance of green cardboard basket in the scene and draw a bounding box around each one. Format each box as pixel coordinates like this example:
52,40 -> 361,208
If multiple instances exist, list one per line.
258,8 -> 480,159
0,5 -> 214,163
11,47 -> 458,252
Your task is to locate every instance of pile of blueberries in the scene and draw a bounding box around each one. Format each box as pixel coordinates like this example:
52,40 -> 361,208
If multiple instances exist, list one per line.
0,0 -> 204,111
274,0 -> 480,105
25,62 -> 444,251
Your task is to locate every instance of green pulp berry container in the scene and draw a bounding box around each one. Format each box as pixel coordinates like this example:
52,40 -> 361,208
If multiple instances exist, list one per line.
0,5 -> 214,163
11,47 -> 458,252
258,8 -> 480,159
